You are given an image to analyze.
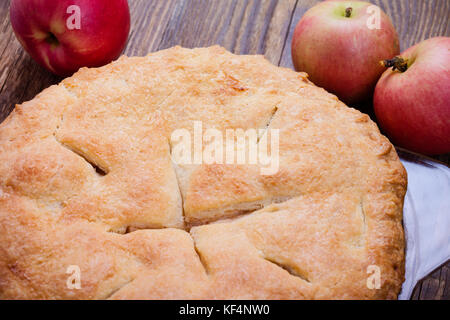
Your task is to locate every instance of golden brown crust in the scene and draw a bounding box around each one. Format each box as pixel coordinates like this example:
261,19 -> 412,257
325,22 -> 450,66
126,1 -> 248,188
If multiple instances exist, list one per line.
0,46 -> 407,299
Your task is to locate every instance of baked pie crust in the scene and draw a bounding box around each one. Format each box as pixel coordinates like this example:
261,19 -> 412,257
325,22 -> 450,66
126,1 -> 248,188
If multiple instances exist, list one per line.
0,46 -> 406,299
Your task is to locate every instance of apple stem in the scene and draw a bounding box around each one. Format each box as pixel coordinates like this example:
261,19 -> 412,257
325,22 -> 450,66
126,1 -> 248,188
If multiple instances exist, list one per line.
380,56 -> 408,72
345,7 -> 353,18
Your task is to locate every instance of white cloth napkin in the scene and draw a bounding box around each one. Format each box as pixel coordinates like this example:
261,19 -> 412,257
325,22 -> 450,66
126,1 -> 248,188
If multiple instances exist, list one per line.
398,151 -> 450,299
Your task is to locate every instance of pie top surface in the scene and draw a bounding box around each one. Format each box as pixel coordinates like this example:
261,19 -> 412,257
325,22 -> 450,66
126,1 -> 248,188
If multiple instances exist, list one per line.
0,46 -> 406,299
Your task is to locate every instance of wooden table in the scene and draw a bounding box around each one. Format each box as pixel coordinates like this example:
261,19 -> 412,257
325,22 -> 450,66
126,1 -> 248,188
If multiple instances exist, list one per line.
0,0 -> 448,300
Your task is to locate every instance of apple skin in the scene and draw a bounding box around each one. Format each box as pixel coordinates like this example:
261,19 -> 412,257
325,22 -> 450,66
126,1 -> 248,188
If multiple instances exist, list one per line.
10,0 -> 130,77
374,37 -> 450,155
292,0 -> 399,105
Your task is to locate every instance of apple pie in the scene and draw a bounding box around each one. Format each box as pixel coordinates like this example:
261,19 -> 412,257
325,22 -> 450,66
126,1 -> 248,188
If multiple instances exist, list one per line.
0,46 -> 406,299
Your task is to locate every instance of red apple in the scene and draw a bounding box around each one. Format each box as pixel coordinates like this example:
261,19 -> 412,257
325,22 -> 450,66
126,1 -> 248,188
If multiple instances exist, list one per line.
10,0 -> 130,77
374,37 -> 450,155
292,0 -> 399,105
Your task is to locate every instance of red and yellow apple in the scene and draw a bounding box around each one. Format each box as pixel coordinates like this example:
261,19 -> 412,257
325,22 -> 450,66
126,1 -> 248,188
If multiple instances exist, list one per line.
374,37 -> 450,155
10,0 -> 130,77
292,0 -> 399,105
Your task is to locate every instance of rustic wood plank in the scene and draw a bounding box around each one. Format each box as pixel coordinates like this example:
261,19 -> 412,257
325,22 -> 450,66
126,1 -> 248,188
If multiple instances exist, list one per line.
412,261 -> 450,300
148,0 -> 297,64
125,0 -> 181,56
279,0 -> 319,68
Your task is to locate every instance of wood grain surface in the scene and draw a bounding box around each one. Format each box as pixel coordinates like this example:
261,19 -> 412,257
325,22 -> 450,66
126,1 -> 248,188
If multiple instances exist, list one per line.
0,0 -> 448,300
